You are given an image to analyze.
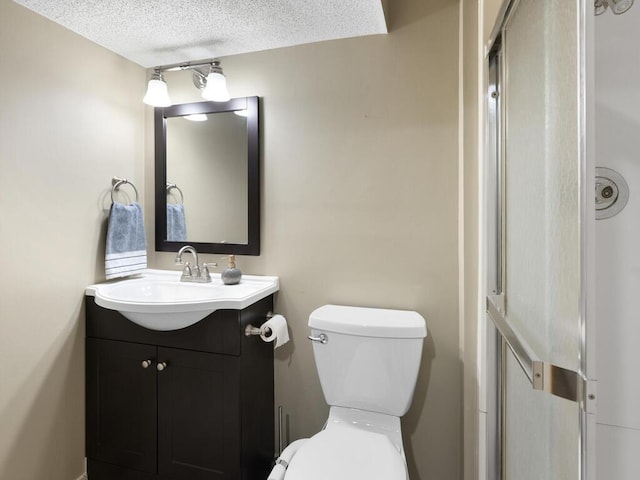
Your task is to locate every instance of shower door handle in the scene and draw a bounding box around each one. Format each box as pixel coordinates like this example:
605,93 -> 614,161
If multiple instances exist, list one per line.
486,294 -> 596,412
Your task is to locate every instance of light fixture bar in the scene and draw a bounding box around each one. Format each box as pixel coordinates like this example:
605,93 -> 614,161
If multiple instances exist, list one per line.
152,59 -> 219,73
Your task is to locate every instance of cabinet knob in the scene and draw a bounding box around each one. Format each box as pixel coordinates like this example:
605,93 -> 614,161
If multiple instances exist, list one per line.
156,362 -> 168,371
141,359 -> 153,369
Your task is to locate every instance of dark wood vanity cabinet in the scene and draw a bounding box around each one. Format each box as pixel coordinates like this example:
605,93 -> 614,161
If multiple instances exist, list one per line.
85,295 -> 274,480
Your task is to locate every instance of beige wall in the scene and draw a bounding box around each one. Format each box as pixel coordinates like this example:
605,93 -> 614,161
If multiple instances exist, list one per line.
461,0 -> 481,479
150,0 -> 461,478
483,0 -> 507,46
0,1 -> 145,479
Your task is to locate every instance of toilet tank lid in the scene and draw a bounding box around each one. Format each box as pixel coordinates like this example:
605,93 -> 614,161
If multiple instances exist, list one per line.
309,304 -> 427,338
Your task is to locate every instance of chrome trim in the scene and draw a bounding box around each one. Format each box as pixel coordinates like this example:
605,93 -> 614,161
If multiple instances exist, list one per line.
111,176 -> 139,203
487,295 -> 536,383
487,53 -> 502,296
166,182 -> 184,204
278,405 -> 285,457
580,0 -> 593,383
244,324 -> 272,337
580,2 -> 598,475
533,361 -> 585,403
499,335 -> 507,480
246,313 -> 276,338
307,333 -> 328,344
152,58 -> 222,73
498,41 -> 507,296
487,295 -> 593,405
245,325 -> 261,336
486,51 -> 503,480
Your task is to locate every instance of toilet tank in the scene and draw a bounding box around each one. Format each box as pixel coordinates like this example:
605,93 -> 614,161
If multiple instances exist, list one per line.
308,304 -> 427,417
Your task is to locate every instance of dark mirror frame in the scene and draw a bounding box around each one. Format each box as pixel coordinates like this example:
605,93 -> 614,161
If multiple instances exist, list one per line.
154,96 -> 260,255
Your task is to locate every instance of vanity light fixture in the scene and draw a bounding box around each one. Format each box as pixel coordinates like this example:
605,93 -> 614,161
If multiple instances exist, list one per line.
143,59 -> 231,107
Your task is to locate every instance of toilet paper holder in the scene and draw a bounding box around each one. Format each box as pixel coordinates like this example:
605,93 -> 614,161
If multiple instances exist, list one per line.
244,311 -> 275,337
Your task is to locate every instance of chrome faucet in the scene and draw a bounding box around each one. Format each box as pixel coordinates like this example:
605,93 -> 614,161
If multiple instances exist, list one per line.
175,245 -> 216,282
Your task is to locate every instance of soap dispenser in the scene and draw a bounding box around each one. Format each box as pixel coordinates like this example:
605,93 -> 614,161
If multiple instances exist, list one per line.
221,255 -> 242,285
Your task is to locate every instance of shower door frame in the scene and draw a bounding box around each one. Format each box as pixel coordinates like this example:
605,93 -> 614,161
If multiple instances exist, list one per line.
483,0 -> 597,479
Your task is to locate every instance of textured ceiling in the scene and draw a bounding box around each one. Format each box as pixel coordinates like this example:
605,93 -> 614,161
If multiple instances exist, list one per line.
13,0 -> 388,68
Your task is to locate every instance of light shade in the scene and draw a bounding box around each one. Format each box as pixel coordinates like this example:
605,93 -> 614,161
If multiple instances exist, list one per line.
143,72 -> 171,107
202,71 -> 231,102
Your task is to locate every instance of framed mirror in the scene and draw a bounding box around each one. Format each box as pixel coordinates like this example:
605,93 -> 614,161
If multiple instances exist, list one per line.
154,96 -> 260,255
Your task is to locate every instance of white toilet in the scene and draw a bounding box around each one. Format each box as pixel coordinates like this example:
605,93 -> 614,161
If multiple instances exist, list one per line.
279,304 -> 427,480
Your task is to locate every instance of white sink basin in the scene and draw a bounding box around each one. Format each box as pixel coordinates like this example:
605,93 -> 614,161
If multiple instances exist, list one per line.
86,269 -> 279,331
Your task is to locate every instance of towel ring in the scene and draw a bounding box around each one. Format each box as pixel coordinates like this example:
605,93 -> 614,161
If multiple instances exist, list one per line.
166,183 -> 184,204
111,177 -> 139,203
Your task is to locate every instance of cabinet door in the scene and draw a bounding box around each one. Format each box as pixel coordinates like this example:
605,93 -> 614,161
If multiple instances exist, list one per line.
86,338 -> 157,473
157,347 -> 241,480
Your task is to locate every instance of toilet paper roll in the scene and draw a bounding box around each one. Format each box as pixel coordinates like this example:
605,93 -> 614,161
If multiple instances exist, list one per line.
260,315 -> 290,348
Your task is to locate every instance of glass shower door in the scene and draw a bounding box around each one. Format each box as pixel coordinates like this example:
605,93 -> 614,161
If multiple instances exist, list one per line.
486,0 -> 595,479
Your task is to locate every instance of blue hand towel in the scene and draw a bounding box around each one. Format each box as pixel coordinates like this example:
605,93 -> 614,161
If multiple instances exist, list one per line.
167,203 -> 187,242
105,202 -> 147,279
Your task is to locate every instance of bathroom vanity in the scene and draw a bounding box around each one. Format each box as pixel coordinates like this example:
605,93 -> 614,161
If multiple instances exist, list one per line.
84,281 -> 275,480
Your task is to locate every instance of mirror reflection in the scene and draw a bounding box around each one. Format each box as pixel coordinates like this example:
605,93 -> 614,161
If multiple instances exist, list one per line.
166,112 -> 248,243
155,97 -> 260,255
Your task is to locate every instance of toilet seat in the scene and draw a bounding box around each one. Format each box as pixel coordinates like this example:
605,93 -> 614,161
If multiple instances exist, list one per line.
285,425 -> 406,480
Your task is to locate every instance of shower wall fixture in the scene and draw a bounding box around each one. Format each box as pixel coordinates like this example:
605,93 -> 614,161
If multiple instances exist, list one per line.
595,167 -> 629,219
595,0 -> 634,15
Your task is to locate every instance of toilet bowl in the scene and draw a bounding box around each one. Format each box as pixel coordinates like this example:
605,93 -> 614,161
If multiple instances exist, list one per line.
285,407 -> 407,480
273,304 -> 427,480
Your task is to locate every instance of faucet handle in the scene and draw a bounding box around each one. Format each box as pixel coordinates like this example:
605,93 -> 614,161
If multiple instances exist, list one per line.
202,262 -> 218,281
181,262 -> 192,279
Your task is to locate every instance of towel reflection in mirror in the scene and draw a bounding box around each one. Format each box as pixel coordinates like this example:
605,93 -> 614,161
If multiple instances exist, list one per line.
166,183 -> 186,241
